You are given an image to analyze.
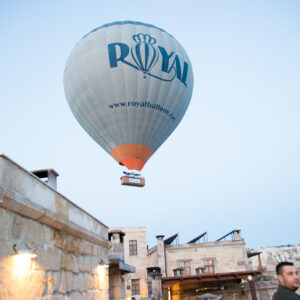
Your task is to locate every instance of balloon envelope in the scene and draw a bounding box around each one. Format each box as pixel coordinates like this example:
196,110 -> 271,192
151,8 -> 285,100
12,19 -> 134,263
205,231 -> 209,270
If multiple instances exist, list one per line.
64,21 -> 193,170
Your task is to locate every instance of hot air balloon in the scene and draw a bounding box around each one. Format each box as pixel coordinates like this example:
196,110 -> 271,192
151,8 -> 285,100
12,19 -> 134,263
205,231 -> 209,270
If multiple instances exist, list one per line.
64,21 -> 193,186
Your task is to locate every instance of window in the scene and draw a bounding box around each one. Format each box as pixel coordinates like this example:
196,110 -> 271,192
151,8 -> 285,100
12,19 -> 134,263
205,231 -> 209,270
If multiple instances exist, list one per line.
173,268 -> 184,276
177,260 -> 191,275
129,240 -> 137,256
131,279 -> 140,295
202,258 -> 216,274
195,267 -> 204,275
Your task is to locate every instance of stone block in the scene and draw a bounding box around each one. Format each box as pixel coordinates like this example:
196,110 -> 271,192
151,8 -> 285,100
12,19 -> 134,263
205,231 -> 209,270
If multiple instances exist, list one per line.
94,274 -> 104,290
59,270 -> 73,294
61,252 -> 78,273
52,230 -> 64,249
0,238 -> 14,257
53,231 -> 80,254
87,290 -> 94,300
78,241 -> 94,256
52,271 -> 61,293
77,272 -> 89,293
0,208 -> 13,239
90,259 -> 99,276
101,270 -> 109,291
65,237 -> 81,254
72,273 -> 79,291
78,255 -> 94,273
44,271 -> 55,295
68,291 -> 82,300
76,273 -> 84,292
65,271 -> 73,293
10,214 -> 52,247
88,273 -> 94,289
92,266 -> 98,276
94,246 -> 107,258
90,256 -> 98,270
34,246 -> 62,271
59,270 -> 67,294
94,289 -> 109,300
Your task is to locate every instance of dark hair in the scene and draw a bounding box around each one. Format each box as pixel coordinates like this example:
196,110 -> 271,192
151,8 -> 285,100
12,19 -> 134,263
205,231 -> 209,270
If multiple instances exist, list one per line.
276,261 -> 294,275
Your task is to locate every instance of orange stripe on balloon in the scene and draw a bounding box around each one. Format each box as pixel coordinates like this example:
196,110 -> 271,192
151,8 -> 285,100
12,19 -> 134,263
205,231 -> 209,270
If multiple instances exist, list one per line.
110,144 -> 154,171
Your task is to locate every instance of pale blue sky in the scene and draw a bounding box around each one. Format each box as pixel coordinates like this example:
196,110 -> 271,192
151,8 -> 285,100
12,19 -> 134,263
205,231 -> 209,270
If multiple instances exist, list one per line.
1,0 -> 299,249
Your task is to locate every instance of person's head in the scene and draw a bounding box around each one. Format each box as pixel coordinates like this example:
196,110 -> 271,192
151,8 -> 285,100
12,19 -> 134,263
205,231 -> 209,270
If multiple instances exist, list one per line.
276,261 -> 300,291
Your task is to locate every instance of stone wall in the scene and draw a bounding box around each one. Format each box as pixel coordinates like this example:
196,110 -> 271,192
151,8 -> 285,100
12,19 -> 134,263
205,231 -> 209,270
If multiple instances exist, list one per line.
0,154 -> 110,300
0,208 -> 109,299
160,239 -> 248,276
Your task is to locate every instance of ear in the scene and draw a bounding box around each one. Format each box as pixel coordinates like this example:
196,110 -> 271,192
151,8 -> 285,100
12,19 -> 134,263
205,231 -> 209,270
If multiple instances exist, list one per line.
277,274 -> 283,284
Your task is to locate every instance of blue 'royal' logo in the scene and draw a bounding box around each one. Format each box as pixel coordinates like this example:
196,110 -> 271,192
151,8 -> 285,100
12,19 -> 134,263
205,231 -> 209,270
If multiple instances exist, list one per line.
108,33 -> 189,86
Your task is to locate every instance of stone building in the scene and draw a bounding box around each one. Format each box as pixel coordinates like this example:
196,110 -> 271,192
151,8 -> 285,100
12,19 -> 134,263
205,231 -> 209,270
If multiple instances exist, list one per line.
113,227 -> 264,300
112,227 -> 150,299
0,154 -> 134,300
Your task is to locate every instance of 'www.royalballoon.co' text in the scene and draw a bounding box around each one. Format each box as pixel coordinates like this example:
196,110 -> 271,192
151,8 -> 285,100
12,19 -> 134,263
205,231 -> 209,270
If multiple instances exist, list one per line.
108,101 -> 176,122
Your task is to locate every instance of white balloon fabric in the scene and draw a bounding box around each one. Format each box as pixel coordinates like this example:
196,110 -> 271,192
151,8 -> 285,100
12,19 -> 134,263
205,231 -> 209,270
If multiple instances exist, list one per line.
64,21 -> 193,171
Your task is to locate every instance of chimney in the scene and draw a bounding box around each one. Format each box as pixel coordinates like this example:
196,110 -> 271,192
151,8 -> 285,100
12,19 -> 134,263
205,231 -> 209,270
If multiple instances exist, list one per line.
108,230 -> 125,262
156,235 -> 166,277
32,169 -> 59,189
233,229 -> 242,241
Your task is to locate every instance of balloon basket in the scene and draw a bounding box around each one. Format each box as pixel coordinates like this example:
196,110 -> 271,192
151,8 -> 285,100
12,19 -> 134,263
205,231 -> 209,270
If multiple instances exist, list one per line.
120,172 -> 145,187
